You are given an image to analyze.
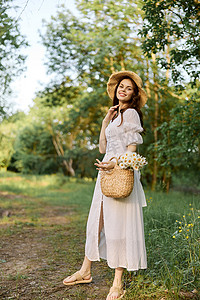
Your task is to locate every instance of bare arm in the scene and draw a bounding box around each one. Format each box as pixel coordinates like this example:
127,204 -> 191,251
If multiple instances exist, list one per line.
98,104 -> 120,154
99,120 -> 109,154
127,145 -> 137,152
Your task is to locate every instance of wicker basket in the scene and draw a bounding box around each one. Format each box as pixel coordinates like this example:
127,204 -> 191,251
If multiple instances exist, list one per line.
100,157 -> 134,199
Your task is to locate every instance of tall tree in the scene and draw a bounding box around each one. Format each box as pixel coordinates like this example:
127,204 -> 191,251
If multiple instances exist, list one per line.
40,0 -> 146,86
0,0 -> 27,115
141,0 -> 200,86
140,0 -> 200,191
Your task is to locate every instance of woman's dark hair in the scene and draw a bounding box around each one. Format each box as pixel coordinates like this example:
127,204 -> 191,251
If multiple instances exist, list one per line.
112,76 -> 144,130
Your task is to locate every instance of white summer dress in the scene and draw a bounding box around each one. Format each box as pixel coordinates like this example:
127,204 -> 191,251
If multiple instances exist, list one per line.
85,108 -> 147,271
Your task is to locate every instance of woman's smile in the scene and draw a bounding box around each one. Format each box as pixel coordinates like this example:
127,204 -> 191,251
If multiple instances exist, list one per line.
119,92 -> 127,97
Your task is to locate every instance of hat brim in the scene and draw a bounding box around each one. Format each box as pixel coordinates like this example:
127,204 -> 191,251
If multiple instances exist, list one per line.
107,71 -> 147,108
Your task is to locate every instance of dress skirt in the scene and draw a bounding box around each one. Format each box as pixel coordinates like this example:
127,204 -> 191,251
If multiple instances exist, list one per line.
85,153 -> 147,271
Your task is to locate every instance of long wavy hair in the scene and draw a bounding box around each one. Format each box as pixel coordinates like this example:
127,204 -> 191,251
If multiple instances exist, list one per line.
112,76 -> 144,130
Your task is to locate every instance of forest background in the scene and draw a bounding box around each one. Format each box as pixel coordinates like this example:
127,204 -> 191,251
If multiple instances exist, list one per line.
0,0 -> 199,192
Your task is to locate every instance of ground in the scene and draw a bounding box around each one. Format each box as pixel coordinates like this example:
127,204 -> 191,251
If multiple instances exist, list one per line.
0,191 -> 112,300
0,174 -> 199,300
1,226 -> 110,300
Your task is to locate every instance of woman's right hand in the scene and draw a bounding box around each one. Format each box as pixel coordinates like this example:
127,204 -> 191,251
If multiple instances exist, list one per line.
103,104 -> 120,124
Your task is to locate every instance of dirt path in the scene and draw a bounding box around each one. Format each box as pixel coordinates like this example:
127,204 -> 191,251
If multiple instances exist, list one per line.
0,225 -> 115,300
0,188 -> 116,300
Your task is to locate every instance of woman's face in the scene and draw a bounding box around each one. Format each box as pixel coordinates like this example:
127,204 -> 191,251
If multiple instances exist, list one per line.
116,78 -> 134,102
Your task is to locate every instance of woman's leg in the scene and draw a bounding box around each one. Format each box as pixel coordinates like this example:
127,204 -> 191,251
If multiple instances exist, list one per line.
113,267 -> 124,287
63,255 -> 92,284
63,202 -> 104,284
98,201 -> 104,243
79,256 -> 92,276
106,267 -> 124,300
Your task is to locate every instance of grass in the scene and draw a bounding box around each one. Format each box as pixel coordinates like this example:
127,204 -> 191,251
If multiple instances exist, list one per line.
131,192 -> 200,299
0,171 -> 199,299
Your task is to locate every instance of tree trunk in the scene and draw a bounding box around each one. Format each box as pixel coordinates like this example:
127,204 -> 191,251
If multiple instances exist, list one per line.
62,159 -> 75,177
145,56 -> 151,98
105,57 -> 115,73
52,135 -> 75,176
166,177 -> 170,193
151,53 -> 159,191
166,36 -> 170,81
120,57 -> 125,71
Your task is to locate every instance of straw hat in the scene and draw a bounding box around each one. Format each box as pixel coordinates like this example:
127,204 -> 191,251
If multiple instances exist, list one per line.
107,70 -> 148,108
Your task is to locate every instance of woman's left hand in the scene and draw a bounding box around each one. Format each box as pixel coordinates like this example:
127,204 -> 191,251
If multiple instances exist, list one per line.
94,159 -> 115,171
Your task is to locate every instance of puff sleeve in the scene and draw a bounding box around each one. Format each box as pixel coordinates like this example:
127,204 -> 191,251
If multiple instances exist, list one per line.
122,109 -> 143,146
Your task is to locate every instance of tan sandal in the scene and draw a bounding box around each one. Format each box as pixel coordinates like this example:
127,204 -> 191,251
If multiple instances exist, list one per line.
63,271 -> 92,286
106,285 -> 126,299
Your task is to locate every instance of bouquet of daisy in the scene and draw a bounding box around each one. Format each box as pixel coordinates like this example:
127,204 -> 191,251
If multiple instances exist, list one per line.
118,151 -> 148,171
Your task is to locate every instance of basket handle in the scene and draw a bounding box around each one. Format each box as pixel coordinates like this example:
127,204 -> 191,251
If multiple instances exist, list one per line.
101,156 -> 118,175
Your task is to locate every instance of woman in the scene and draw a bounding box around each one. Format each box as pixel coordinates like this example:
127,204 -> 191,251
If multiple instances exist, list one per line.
63,71 -> 148,300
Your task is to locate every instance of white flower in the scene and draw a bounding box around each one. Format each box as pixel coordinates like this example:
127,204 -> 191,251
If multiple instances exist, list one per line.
127,156 -> 133,164
133,165 -> 139,171
119,162 -> 126,169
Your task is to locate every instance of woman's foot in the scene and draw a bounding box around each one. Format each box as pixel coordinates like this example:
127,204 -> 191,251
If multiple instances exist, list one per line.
63,270 -> 92,285
106,284 -> 126,300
